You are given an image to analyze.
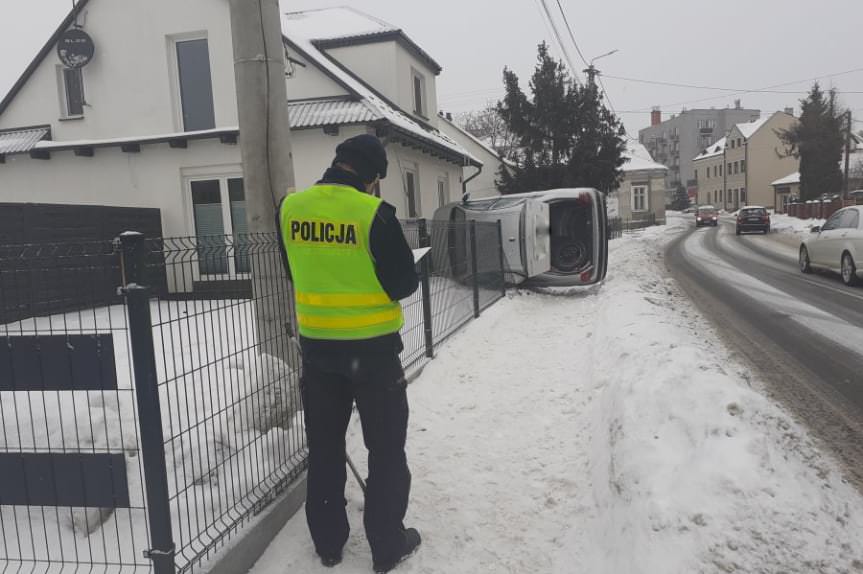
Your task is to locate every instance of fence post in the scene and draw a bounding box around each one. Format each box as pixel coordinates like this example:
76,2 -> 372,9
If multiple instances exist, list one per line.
417,219 -> 434,359
496,220 -> 506,296
469,220 -> 480,319
119,232 -> 176,574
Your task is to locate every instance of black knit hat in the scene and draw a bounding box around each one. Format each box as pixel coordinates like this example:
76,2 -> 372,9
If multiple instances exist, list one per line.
333,134 -> 389,184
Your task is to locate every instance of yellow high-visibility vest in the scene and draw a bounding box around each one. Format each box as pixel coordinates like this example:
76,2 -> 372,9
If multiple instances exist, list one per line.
279,184 -> 404,340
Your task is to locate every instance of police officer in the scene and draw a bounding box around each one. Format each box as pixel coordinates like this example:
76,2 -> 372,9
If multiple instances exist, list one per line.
278,134 -> 421,573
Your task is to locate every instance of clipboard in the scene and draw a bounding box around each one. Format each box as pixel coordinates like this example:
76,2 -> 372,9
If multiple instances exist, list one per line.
412,247 -> 431,263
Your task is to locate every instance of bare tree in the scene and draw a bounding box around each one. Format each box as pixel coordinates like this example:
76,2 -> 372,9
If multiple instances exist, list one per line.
456,102 -> 518,159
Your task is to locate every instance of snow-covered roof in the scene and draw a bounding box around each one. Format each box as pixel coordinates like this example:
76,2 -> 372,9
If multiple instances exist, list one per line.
0,126 -> 50,154
622,141 -> 667,172
283,12 -> 476,165
283,7 -> 442,74
283,6 -> 396,43
772,172 -> 800,187
734,117 -> 770,140
694,137 -> 727,161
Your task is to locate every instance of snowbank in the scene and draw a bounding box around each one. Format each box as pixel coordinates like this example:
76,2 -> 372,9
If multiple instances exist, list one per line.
250,219 -> 863,574
771,213 -> 825,240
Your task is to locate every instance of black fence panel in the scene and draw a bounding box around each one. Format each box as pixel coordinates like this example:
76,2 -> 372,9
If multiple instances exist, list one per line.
0,222 -> 506,573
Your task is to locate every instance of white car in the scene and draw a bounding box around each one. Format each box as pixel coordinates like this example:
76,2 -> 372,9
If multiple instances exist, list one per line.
799,206 -> 863,286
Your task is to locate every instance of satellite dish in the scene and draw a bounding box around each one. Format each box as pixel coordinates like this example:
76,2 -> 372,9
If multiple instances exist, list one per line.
57,28 -> 95,69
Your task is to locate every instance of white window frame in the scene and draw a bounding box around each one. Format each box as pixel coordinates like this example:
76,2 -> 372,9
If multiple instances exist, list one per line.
167,31 -> 210,132
411,68 -> 427,118
631,185 -> 649,213
403,165 -> 421,218
182,167 -> 249,280
56,65 -> 85,120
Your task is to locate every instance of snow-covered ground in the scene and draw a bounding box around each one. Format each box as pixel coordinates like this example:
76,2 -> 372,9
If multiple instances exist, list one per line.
250,220 -> 863,574
771,212 -> 825,240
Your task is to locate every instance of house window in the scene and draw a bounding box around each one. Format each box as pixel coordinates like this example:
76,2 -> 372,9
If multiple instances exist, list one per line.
741,159 -> 746,173
700,135 -> 712,148
190,176 -> 248,275
176,38 -> 216,131
631,185 -> 648,212
61,67 -> 85,117
437,177 -> 449,208
694,169 -> 698,181
737,138 -> 742,147
733,162 -> 739,174
727,163 -> 732,174
412,70 -> 426,117
405,168 -> 420,217
741,188 -> 747,204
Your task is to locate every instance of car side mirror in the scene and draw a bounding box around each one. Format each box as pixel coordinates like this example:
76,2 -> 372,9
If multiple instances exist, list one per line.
810,226 -> 821,233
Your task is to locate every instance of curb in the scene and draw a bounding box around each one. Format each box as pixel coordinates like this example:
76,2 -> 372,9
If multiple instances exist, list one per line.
202,473 -> 308,574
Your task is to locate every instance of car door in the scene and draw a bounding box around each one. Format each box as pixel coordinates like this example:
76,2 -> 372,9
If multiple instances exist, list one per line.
838,208 -> 862,268
810,211 -> 843,267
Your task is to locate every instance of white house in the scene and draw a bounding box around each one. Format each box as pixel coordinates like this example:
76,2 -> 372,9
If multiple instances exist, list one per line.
436,112 -> 513,201
609,141 -> 668,224
0,2 -> 480,242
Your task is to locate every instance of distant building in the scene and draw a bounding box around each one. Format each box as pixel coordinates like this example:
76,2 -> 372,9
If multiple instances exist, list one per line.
609,141 -> 668,224
639,104 -> 760,205
692,137 -> 727,207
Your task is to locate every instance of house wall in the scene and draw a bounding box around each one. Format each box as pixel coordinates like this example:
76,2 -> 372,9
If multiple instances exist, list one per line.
616,170 -> 666,223
694,154 -> 725,206
748,113 -> 797,209
395,48 -> 439,128
0,0 -> 239,139
284,48 -> 351,101
324,43 -> 398,102
725,126 -> 746,209
381,143 -> 461,219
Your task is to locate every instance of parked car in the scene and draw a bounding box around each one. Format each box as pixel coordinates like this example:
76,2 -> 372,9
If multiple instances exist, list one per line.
434,188 -> 608,286
799,206 -> 863,286
695,205 -> 718,227
736,206 -> 770,235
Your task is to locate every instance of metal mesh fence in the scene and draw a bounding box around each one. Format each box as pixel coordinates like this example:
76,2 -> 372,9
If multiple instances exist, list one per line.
0,219 -> 505,573
0,241 -> 152,573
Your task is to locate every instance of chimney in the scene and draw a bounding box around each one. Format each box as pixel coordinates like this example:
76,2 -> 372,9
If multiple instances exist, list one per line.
784,107 -> 794,116
651,107 -> 662,126
446,112 -> 453,121
735,99 -> 742,110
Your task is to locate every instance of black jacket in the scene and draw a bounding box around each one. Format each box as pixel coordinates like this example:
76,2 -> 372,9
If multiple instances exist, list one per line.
277,167 -> 419,355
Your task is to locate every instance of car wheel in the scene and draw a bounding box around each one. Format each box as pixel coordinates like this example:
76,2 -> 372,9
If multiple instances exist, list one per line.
841,253 -> 859,286
799,245 -> 812,274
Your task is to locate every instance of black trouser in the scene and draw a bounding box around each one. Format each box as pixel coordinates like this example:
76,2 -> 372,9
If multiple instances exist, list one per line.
300,349 -> 411,565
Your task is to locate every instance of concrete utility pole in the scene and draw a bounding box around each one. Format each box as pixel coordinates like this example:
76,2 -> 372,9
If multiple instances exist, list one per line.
228,0 -> 297,366
844,110 -> 852,199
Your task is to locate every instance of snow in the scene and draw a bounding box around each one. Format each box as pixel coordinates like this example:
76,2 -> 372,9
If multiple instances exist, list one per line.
771,212 -> 825,240
622,141 -> 667,172
772,171 -> 800,186
249,217 -> 863,574
694,136 -> 726,160
282,6 -> 396,42
735,116 -> 770,140
1,301 -> 303,571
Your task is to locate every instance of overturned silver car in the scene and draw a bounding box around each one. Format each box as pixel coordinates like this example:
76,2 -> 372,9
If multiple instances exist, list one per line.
434,188 -> 609,286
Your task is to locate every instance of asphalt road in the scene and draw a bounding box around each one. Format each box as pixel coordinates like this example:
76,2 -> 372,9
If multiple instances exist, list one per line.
665,214 -> 863,488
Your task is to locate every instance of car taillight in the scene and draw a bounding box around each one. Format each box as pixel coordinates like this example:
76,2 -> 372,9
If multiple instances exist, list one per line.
697,217 -> 702,221
712,216 -> 718,220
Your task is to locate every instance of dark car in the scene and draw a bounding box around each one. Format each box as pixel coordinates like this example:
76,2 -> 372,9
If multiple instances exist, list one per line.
695,205 -> 718,227
736,206 -> 770,235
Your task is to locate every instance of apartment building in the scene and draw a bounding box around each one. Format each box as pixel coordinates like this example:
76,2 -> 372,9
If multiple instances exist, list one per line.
639,103 -> 760,204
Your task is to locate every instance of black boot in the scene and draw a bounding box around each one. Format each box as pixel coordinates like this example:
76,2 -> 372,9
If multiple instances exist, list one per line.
373,528 -> 421,573
319,552 -> 343,568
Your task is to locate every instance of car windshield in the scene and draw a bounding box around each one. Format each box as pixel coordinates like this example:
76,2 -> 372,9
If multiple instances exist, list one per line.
741,208 -> 767,216
697,207 -> 716,214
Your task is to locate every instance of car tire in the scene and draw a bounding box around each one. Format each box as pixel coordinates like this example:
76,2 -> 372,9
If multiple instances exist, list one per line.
841,253 -> 859,286
800,246 -> 813,274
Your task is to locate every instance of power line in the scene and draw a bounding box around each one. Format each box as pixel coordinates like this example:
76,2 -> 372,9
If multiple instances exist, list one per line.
534,0 -> 581,82
603,72 -> 863,94
553,0 -> 589,67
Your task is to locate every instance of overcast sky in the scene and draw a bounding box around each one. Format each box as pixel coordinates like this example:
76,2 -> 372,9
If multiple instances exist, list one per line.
2,0 -> 862,136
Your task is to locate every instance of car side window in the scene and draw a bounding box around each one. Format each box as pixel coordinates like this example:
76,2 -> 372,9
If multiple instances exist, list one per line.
823,212 -> 843,231
839,210 -> 860,229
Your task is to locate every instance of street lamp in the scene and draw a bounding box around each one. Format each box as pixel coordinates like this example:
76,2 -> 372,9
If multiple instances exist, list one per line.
584,49 -> 618,87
